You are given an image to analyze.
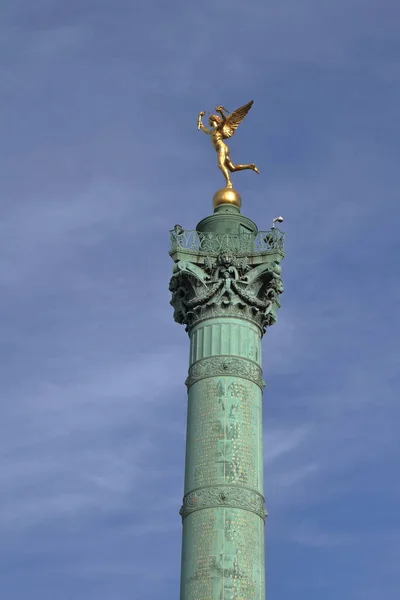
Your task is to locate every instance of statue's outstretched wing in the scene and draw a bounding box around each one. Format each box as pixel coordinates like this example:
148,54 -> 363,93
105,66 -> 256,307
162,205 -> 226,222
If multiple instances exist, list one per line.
221,100 -> 254,139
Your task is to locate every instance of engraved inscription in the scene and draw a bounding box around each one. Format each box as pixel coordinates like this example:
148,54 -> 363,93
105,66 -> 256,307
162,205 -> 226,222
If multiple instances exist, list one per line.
185,377 -> 263,492
187,511 -> 217,600
182,508 -> 265,600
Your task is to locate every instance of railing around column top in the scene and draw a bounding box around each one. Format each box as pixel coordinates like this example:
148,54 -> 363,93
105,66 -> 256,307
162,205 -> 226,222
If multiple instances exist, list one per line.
169,228 -> 285,255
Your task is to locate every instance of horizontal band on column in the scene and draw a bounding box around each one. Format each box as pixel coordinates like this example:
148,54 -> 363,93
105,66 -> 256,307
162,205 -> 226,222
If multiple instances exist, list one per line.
179,485 -> 268,521
185,356 -> 265,390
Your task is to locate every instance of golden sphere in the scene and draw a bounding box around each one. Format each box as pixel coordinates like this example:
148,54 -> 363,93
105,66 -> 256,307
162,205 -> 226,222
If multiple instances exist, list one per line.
212,188 -> 242,210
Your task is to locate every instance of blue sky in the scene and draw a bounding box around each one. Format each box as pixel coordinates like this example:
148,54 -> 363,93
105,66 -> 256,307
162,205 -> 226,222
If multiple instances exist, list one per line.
1,1 -> 399,598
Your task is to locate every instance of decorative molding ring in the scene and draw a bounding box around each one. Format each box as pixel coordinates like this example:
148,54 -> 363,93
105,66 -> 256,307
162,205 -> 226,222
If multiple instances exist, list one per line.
185,356 -> 265,390
179,485 -> 267,521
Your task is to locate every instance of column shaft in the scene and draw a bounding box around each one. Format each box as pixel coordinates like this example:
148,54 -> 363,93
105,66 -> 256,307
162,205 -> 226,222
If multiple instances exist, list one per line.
180,317 -> 266,600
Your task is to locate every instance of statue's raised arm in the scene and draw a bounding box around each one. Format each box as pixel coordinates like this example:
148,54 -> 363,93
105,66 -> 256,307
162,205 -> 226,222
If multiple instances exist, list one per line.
197,100 -> 259,189
197,111 -> 211,134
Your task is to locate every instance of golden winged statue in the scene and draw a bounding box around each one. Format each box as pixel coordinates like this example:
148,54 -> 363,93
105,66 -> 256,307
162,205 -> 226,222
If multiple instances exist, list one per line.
197,100 -> 259,189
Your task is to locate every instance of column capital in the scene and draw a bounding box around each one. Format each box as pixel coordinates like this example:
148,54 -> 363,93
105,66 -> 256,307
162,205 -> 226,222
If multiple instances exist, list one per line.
169,227 -> 284,334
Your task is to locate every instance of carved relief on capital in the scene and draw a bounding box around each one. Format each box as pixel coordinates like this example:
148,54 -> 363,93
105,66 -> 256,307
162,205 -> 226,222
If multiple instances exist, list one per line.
169,253 -> 283,332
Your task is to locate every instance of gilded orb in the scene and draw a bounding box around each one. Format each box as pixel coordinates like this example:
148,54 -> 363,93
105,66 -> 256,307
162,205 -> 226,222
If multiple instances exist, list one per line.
212,187 -> 242,210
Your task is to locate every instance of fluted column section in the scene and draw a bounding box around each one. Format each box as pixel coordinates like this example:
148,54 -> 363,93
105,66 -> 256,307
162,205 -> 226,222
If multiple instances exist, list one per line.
179,317 -> 266,600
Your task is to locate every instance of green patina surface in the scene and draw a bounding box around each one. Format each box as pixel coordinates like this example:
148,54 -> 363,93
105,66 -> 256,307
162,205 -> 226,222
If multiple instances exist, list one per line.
169,203 -> 284,600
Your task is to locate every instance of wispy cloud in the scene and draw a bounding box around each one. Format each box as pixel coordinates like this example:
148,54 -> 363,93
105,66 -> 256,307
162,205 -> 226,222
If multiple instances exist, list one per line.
1,347 -> 186,533
265,426 -> 311,465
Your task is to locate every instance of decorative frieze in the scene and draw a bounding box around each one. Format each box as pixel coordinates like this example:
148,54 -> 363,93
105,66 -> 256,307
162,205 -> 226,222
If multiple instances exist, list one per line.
180,485 -> 267,521
186,356 -> 265,390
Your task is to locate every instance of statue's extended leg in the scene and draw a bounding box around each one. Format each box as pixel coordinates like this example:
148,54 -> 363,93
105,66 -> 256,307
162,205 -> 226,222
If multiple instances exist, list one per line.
227,158 -> 259,174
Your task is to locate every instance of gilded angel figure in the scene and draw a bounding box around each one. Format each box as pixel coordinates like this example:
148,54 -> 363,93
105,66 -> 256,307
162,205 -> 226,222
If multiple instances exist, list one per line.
197,100 -> 259,189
